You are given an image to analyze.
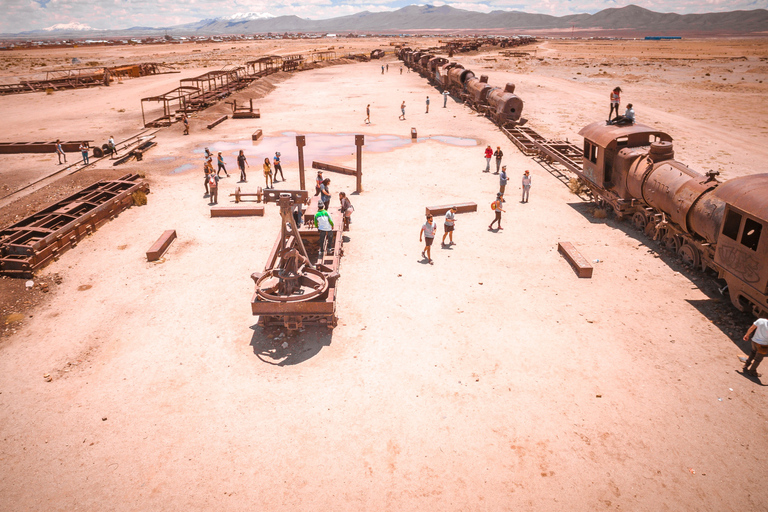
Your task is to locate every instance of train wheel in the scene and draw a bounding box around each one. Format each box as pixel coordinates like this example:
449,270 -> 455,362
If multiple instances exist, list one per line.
677,243 -> 700,267
661,232 -> 680,252
632,212 -> 647,231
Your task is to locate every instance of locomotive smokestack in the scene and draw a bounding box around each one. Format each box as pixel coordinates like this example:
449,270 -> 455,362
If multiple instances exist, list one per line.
504,83 -> 516,94
480,75 -> 489,83
649,141 -> 674,163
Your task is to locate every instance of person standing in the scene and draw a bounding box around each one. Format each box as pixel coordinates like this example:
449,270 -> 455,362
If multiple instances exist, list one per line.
443,90 -> 449,108
425,96 -> 430,113
399,101 -> 406,120
319,178 -> 331,209
263,157 -> 273,188
364,104 -> 371,124
483,145 -> 492,172
339,191 -> 354,230
216,152 -> 229,178
499,165 -> 508,197
420,214 -> 437,265
494,146 -> 503,174
522,170 -> 532,203
441,206 -> 457,247
488,193 -> 505,230
182,113 -> 189,135
208,171 -> 220,204
386,64 -> 389,72
381,65 -> 385,74
314,202 -> 335,258
108,136 -> 117,158
55,139 -> 67,164
609,86 -> 622,121
79,141 -> 89,165
400,66 -> 403,75
273,152 -> 284,181
203,158 -> 213,196
315,171 -> 323,196
237,150 -> 248,182
742,316 -> 768,377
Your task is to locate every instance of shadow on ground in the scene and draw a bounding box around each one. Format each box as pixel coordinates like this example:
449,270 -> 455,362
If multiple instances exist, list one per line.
249,324 -> 333,366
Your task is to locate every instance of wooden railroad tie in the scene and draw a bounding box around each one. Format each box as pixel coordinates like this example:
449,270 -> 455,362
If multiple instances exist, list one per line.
425,202 -> 477,216
211,205 -> 264,217
312,161 -> 357,176
558,242 -> 593,278
146,230 -> 177,261
206,115 -> 228,130
252,129 -> 263,141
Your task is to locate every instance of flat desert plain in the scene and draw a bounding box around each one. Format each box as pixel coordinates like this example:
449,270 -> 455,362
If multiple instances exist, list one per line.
0,37 -> 767,511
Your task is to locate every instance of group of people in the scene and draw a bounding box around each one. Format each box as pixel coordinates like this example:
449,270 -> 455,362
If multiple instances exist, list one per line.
488,168 -> 530,231
261,152 -> 285,189
55,138 -> 113,166
607,86 -> 635,126
311,170 -> 355,257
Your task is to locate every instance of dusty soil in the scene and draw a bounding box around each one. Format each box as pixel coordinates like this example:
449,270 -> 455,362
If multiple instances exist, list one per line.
0,37 -> 766,511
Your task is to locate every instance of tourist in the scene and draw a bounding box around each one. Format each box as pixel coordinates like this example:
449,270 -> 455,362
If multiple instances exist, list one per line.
609,86 -> 622,121
609,103 -> 635,126
263,157 -> 273,188
522,170 -> 531,203
237,150 -> 248,182
55,139 -> 67,164
314,202 -> 335,258
315,170 -> 323,196
217,151 -> 229,178
365,104 -> 371,124
441,206 -> 457,247
320,178 -> 331,209
79,141 -> 89,165
273,151 -> 284,181
742,316 -> 768,378
483,145 -> 492,172
381,65 -> 384,74
339,191 -> 354,230
488,193 -> 505,230
399,101 -> 406,120
208,171 -> 220,204
443,90 -> 449,107
425,96 -> 430,113
494,146 -> 503,174
182,113 -> 189,135
420,214 -> 437,265
499,165 -> 508,198
108,136 -> 117,158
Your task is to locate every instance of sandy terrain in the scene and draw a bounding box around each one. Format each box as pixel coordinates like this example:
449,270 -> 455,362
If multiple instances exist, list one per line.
1,37 -> 767,511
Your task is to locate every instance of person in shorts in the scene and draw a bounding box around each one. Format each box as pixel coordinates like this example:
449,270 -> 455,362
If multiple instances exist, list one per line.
742,316 -> 768,378
489,193 -> 505,230
420,214 -> 437,265
263,157 -> 273,188
441,206 -> 457,247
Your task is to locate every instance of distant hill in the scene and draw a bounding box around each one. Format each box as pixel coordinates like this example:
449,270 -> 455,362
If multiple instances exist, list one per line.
6,4 -> 768,38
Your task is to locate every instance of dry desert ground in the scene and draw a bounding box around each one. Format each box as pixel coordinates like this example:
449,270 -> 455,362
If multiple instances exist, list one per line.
1,37 -> 767,511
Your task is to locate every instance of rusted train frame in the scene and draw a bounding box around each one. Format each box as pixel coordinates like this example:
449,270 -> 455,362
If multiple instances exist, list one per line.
141,86 -> 200,127
0,174 -> 148,277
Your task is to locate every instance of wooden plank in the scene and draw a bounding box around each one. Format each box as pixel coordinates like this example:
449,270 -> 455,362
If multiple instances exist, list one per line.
210,206 -> 264,217
206,115 -> 228,130
251,129 -> 263,141
558,242 -> 593,278
425,202 -> 478,216
312,161 -> 357,176
146,229 -> 177,261
251,297 -> 334,315
233,109 -> 260,119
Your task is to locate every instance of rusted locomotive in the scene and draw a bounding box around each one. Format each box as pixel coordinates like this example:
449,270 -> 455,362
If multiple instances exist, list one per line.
398,48 -> 525,127
577,121 -> 768,317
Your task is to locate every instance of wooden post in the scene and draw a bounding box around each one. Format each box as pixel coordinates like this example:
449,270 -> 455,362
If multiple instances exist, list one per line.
355,134 -> 364,194
296,135 -> 306,191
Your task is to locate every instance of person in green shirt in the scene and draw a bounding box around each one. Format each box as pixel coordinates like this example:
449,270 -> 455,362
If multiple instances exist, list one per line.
314,202 -> 335,258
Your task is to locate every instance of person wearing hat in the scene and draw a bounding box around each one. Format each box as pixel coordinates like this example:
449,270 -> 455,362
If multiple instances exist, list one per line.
609,86 -> 622,122
499,165 -> 508,198
273,151 -> 284,182
483,145 -> 493,173
441,206 -> 457,247
493,146 -> 503,174
522,170 -> 531,203
489,193 -> 505,231
315,170 -> 323,196
314,201 -> 335,258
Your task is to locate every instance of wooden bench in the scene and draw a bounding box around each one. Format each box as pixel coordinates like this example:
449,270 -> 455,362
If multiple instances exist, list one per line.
425,202 -> 477,216
558,242 -> 593,278
252,129 -> 263,141
146,230 -> 177,261
211,206 -> 264,217
312,161 -> 357,176
206,115 -> 228,130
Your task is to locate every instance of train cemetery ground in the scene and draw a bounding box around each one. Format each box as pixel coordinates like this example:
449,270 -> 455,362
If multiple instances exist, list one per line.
1,37 -> 767,510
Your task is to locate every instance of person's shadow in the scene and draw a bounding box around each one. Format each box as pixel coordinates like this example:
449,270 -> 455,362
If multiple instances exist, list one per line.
249,323 -> 333,366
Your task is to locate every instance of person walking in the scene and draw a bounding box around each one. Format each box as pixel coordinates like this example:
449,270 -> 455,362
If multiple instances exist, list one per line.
494,146 -> 503,174
79,141 -> 89,165
443,90 -> 449,107
386,64 -> 389,72
273,152 -> 284,181
483,145 -> 492,172
262,157 -> 273,188
339,191 -> 354,230
319,178 -> 331,209
208,171 -> 220,204
314,202 -> 335,258
381,65 -> 385,74
499,165 -> 508,197
108,136 -> 118,158
364,104 -> 371,124
182,113 -> 189,135
522,170 -> 532,203
441,206 -> 457,247
315,171 -> 323,196
237,150 -> 248,182
420,214 -> 437,265
742,316 -> 768,377
488,193 -> 505,230
425,96 -> 430,113
203,158 -> 214,197
55,139 -> 67,164
609,86 -> 622,122
400,66 -> 403,75
216,152 -> 229,178
399,101 -> 406,120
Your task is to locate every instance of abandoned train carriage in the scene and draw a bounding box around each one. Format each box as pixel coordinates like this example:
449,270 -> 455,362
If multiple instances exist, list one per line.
578,121 -> 768,317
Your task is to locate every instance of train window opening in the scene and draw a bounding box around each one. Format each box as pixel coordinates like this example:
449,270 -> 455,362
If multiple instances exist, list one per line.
741,218 -> 762,251
584,141 -> 598,164
616,136 -> 629,148
722,209 -> 742,240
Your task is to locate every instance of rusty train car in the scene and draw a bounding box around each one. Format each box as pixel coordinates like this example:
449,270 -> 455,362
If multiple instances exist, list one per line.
576,121 -> 768,317
398,48 -> 525,127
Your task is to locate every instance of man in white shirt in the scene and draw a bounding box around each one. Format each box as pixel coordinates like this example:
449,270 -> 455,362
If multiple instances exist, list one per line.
441,206 -> 457,247
742,317 -> 768,377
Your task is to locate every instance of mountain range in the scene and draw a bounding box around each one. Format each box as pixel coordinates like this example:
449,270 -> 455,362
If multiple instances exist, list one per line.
8,4 -> 768,38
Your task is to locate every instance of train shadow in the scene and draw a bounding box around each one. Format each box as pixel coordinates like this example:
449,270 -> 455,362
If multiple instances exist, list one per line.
249,324 -> 333,366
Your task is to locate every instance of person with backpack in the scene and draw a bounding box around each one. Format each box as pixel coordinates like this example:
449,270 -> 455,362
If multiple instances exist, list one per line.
273,152 -> 284,182
420,214 -> 437,265
488,193 -> 505,231
208,170 -> 220,204
314,202 -> 335,258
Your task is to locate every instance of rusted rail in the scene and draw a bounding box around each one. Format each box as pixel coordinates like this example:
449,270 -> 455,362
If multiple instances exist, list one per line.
558,242 -> 593,278
426,202 -> 477,216
0,140 -> 94,154
146,230 -> 177,262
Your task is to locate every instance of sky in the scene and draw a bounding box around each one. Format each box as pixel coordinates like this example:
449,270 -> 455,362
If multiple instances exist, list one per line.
4,0 -> 766,33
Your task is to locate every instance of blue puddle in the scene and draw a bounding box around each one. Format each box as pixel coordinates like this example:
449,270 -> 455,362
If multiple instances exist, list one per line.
171,163 -> 194,174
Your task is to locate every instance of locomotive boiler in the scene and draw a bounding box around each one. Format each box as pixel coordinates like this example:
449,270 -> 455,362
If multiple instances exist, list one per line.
578,121 -> 768,317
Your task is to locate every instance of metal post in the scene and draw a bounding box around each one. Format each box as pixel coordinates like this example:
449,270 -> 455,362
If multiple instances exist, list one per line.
355,134 -> 364,194
296,135 -> 306,191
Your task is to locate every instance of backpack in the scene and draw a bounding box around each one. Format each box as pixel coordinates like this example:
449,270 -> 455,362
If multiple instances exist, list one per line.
208,175 -> 216,186
491,201 -> 498,210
